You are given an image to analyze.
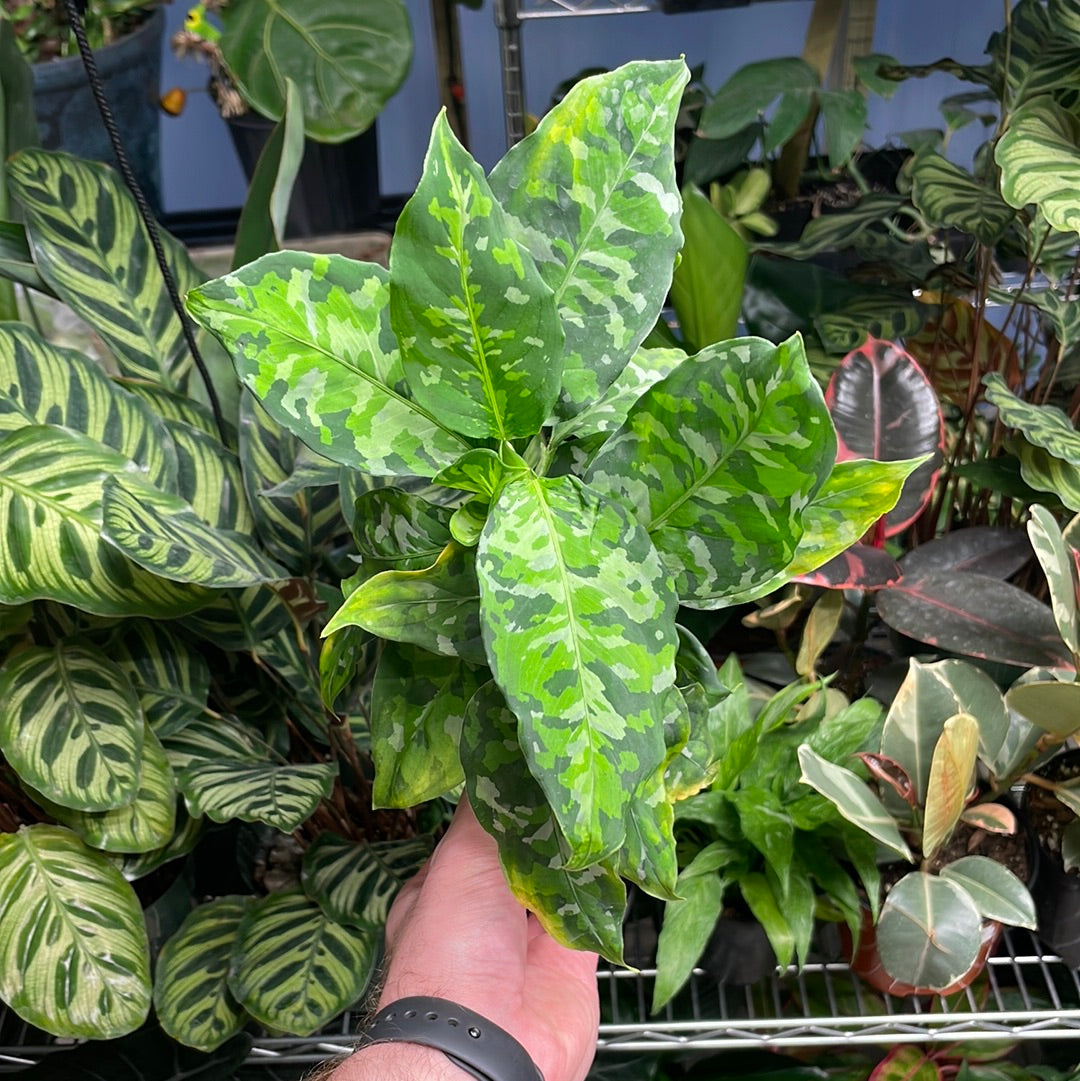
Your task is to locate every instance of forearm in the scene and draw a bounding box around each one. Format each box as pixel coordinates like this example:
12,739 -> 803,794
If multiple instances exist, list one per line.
328,1042 -> 474,1081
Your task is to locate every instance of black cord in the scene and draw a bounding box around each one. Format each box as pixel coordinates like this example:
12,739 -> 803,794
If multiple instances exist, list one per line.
62,0 -> 228,443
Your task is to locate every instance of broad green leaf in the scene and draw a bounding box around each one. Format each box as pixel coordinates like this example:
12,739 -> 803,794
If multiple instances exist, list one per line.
351,487 -> 454,580
490,60 -> 688,416
434,448 -> 512,499
922,712 -> 978,862
114,806 -> 204,882
390,113 -> 562,440
796,588 -> 845,678
301,833 -> 433,928
1006,678 -> 1080,739
119,380 -> 221,439
102,473 -> 288,587
797,745 -> 912,861
164,419 -> 255,535
818,89 -> 867,167
985,372 -> 1080,465
996,96 -> 1080,235
911,151 -> 1015,244
162,716 -> 268,773
187,253 -> 468,477
0,825 -> 150,1038
9,150 -> 201,391
229,890 -> 377,1036
0,425 -> 208,617
586,335 -> 835,605
1028,503 -> 1080,656
369,641 -> 482,807
176,760 -> 337,833
0,324 -> 177,491
320,623 -> 373,712
738,870 -> 792,969
939,855 -> 1036,929
875,871 -> 982,991
461,681 -> 627,962
698,58 -> 818,140
154,897 -> 253,1052
763,193 -> 905,258
477,472 -> 678,867
0,641 -> 144,811
1015,438 -> 1080,512
732,788 -> 794,895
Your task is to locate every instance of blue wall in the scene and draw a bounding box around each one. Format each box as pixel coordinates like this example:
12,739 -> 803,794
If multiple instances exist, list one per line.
158,0 -> 1004,216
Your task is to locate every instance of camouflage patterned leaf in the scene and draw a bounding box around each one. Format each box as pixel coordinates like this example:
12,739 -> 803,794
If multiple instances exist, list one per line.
154,897 -> 253,1052
0,425 -> 209,617
9,150 -> 201,392
0,825 -> 150,1038
0,642 -> 144,812
586,335 -> 835,604
619,758 -> 679,900
489,60 -> 688,416
369,641 -> 483,807
390,112 -> 562,440
229,890 -> 377,1036
323,541 -> 485,663
460,681 -> 627,962
301,833 -> 433,928
351,488 -> 454,581
164,419 -> 254,535
433,448 -> 511,498
187,253 -> 469,477
102,473 -> 288,586
910,151 -> 1015,244
477,472 -> 678,867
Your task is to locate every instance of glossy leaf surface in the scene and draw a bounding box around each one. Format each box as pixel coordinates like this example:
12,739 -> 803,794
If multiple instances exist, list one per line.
939,855 -> 1036,929
922,712 -> 978,862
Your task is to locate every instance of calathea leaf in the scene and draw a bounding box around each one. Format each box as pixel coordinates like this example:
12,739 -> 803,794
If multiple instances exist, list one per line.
489,60 -> 688,417
113,805 -> 204,882
162,715 -> 269,773
477,472 -> 679,868
461,681 -> 627,962
910,151 -> 1015,244
180,584 -> 294,652
586,335 -> 836,606
163,418 -> 255,535
351,487 -> 454,581
187,252 -> 468,477
369,641 -> 484,807
985,372 -> 1080,466
0,825 -> 151,1038
390,112 -> 563,440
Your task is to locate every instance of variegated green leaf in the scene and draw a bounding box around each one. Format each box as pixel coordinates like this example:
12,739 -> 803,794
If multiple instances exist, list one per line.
390,113 -> 562,439
814,291 -> 928,355
0,425 -> 209,617
477,472 -> 678,867
0,825 -> 151,1038
461,681 -> 626,962
229,889 -> 377,1036
0,641 -> 144,811
433,448 -> 511,498
102,473 -> 288,587
586,335 -> 835,605
188,252 -> 468,476
34,726 -> 176,853
162,715 -> 269,773
113,806 -> 204,881
910,151 -> 1015,244
996,96 -> 1080,235
324,541 -> 485,663
9,150 -> 202,391
939,855 -> 1036,929
0,324 -> 178,491
320,623 -> 374,712
1015,438 -> 1080,512
117,380 -> 222,439
985,372 -> 1080,463
301,833 -> 433,928
164,419 -> 255,535
489,60 -> 689,416
180,584 -> 293,652
370,641 -> 483,807
155,897 -> 253,1052
351,487 -> 454,581
620,765 -> 679,900
1028,502 -> 1080,656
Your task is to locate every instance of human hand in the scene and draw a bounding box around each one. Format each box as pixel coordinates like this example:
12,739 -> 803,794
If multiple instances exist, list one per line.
336,798 -> 599,1081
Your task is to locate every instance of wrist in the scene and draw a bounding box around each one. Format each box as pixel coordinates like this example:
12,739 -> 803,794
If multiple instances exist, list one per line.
332,1041 -> 473,1081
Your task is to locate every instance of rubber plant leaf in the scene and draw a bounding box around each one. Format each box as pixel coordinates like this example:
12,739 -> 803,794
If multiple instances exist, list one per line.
898,525 -> 1032,580
1028,502 -> 1080,657
939,855 -> 1036,929
1005,679 -> 1080,740
921,712 -> 979,863
489,60 -> 688,417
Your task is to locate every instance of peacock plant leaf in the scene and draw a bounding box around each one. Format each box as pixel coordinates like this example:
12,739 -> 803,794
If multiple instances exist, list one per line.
228,890 -> 378,1036
187,253 -> 469,477
180,584 -> 294,652
985,372 -> 1080,466
586,335 -> 835,605
390,112 -> 563,440
489,60 -> 688,417
154,897 -> 254,1052
114,805 -> 204,882
910,151 -> 1016,245
0,641 -> 145,812
1014,438 -> 1080,513
161,715 -> 270,772
163,419 -> 254,535
921,712 -> 979,862
477,471 -> 679,868
0,825 -> 151,1038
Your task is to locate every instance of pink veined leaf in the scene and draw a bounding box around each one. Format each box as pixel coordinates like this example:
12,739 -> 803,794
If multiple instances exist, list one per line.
795,543 -> 901,589
857,752 -> 918,807
960,802 -> 1017,836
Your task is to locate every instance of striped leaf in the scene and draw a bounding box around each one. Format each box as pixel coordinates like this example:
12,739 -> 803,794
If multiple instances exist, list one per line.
118,380 -> 221,439
0,825 -> 151,1037
229,890 -> 377,1036
0,425 -> 208,617
391,113 -> 562,439
154,897 -> 253,1052
9,150 -> 202,392
187,253 -> 468,477
324,541 -> 485,663
102,473 -> 287,587
489,60 -> 688,416
176,760 -> 336,832
162,716 -> 268,773
461,682 -> 626,962
369,641 -> 482,807
351,487 -> 454,580
114,806 -> 204,881
164,420 -> 255,535
180,585 -> 294,652
0,324 -> 177,491
910,151 -> 1015,244
33,726 -> 176,853
477,472 -> 679,868
996,96 -> 1080,235
0,641 -> 144,811
1016,439 -> 1080,512
301,833 -> 433,928
985,371 -> 1080,464
497,65 -> 687,405
586,335 -> 835,605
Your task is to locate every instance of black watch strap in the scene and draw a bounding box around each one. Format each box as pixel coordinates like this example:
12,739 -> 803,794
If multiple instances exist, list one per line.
355,997 -> 545,1081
